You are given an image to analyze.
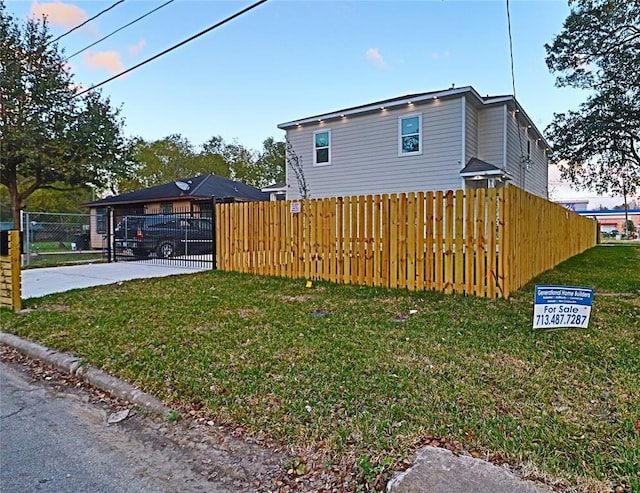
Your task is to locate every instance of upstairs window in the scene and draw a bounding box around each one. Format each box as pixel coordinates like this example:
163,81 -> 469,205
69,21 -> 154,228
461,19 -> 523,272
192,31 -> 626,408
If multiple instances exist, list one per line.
313,130 -> 331,165
398,114 -> 422,156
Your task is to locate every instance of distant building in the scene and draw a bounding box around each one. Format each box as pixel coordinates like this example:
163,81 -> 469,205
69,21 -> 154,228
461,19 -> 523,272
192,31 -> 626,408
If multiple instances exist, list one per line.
554,199 -> 590,212
577,208 -> 640,237
83,174 -> 268,249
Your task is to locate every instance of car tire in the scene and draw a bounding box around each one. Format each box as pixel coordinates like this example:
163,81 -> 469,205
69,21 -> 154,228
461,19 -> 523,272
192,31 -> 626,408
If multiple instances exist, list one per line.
156,241 -> 175,258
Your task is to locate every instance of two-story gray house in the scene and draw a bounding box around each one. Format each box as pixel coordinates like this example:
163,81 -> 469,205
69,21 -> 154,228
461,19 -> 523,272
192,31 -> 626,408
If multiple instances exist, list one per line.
278,86 -> 550,200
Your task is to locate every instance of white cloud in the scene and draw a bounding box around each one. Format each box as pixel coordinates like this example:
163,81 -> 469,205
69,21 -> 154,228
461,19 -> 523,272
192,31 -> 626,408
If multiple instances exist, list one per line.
365,48 -> 387,69
431,50 -> 450,60
83,51 -> 125,75
128,39 -> 146,58
30,1 -> 85,26
29,1 -> 98,36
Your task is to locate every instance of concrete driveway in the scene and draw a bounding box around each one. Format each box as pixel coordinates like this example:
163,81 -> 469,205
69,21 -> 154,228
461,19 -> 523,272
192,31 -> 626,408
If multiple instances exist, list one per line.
22,261 -> 211,299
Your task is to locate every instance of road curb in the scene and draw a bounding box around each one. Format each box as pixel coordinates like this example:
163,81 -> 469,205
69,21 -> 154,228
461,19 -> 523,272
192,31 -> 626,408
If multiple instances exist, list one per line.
0,331 -> 171,417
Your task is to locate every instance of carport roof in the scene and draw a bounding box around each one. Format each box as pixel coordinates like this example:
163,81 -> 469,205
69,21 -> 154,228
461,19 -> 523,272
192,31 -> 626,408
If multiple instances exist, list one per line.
84,174 -> 268,207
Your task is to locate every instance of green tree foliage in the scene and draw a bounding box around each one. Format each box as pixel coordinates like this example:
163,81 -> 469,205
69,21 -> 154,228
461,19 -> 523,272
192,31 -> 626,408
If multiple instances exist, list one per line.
117,134 -> 229,193
255,137 -> 286,187
0,4 -> 132,226
545,0 -> 639,197
122,135 -> 285,193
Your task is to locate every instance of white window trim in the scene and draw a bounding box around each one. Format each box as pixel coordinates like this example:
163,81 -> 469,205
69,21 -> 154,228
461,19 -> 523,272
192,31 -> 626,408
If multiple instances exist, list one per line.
398,113 -> 423,157
313,129 -> 332,166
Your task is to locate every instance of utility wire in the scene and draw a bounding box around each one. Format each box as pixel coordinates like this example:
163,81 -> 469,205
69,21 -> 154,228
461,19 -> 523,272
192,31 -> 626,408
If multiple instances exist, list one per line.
65,0 -> 175,61
47,0 -> 126,47
506,0 -> 528,187
506,0 -> 517,101
74,0 -> 268,97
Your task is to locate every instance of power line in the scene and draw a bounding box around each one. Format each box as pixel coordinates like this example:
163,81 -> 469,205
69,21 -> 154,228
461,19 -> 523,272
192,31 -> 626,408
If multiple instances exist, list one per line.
74,0 -> 269,98
65,0 -> 175,61
505,0 -> 518,100
506,0 -> 528,187
47,0 -> 126,47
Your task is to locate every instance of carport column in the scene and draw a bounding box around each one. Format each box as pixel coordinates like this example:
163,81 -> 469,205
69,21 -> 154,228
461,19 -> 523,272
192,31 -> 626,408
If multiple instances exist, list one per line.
107,207 -> 114,262
211,196 -> 217,270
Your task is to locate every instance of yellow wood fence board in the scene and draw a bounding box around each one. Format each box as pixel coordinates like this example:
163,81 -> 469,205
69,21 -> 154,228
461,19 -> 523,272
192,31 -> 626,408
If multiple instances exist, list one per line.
444,190 -> 454,294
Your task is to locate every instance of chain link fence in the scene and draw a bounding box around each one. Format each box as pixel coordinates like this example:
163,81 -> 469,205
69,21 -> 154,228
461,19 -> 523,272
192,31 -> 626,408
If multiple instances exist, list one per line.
21,211 -> 104,268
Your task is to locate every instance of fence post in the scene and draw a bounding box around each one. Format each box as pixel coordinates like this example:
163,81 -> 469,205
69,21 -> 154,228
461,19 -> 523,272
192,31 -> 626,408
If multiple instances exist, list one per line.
107,207 -> 114,262
211,196 -> 217,270
0,231 -> 22,311
22,211 -> 30,267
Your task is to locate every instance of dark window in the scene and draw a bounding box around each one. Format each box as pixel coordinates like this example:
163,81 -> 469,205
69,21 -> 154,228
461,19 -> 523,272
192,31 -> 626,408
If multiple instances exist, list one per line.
96,208 -> 106,234
200,203 -> 212,218
160,202 -> 173,214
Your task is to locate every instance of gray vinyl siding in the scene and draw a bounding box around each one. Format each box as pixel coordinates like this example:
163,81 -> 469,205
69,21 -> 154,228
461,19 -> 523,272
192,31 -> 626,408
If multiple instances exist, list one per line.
504,109 -> 548,198
477,105 -> 504,168
465,99 -> 478,166
500,111 -> 549,198
525,132 -> 549,198
285,97 -> 464,200
505,109 -> 524,189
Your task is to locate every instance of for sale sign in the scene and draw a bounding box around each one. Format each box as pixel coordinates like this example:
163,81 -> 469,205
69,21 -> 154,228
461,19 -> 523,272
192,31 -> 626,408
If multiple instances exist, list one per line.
533,285 -> 594,329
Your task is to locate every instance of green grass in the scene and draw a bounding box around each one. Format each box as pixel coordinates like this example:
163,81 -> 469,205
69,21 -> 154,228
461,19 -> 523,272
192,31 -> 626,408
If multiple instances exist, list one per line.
2,245 -> 639,491
29,241 -> 73,252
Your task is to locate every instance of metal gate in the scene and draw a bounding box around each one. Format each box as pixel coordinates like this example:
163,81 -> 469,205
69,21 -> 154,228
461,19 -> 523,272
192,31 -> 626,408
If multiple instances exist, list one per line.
107,208 -> 216,269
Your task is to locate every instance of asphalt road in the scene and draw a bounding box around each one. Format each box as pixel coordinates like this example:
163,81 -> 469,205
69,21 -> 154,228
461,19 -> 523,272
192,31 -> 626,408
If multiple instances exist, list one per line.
0,361 -> 223,493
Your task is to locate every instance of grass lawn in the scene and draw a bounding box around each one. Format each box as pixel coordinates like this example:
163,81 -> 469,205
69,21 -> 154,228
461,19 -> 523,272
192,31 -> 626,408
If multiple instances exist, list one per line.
2,245 -> 639,492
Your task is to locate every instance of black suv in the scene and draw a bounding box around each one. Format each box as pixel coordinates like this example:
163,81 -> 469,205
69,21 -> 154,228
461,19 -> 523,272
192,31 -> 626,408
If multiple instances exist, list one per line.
114,214 -> 213,258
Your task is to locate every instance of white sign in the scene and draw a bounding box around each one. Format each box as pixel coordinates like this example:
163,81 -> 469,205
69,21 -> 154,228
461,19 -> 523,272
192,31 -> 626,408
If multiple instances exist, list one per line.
533,285 -> 594,329
290,202 -> 301,214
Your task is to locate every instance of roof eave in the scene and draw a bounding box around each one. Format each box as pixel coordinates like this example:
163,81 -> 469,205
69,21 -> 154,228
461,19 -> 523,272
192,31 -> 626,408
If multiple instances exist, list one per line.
278,86 -> 479,129
460,169 -> 512,178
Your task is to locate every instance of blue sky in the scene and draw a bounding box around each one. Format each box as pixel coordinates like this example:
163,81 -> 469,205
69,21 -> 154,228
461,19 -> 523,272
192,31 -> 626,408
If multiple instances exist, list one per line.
6,0 -> 625,206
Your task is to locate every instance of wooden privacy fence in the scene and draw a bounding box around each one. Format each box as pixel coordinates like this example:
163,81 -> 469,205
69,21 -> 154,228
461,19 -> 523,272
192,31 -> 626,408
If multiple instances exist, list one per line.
215,185 -> 597,298
0,231 -> 22,311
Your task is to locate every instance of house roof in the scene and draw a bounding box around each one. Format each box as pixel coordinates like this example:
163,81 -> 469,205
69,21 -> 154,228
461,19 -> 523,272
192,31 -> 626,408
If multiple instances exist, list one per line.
84,174 -> 268,207
277,85 -> 551,151
262,181 -> 287,192
459,158 -> 508,177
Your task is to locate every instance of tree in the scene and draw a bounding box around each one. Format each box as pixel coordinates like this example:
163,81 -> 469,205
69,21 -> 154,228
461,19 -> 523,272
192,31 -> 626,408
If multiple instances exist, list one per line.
285,137 -> 309,199
255,137 -> 285,187
545,0 -> 640,198
119,134 -> 229,193
614,198 -> 640,209
203,135 -> 281,188
545,86 -> 639,196
0,4 -> 131,226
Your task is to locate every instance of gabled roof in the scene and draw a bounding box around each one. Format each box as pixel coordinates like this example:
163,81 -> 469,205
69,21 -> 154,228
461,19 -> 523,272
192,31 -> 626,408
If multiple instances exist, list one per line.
460,158 -> 512,179
262,181 -> 287,192
84,174 -> 268,207
277,85 -> 551,151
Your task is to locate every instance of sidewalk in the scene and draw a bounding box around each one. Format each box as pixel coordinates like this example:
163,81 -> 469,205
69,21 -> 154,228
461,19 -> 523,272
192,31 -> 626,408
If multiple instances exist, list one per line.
386,446 -> 551,493
22,261 -> 210,299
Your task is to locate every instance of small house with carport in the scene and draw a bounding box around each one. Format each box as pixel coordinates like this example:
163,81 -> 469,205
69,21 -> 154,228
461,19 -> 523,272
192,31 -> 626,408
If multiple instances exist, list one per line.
84,174 -> 268,249
278,85 -> 551,200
